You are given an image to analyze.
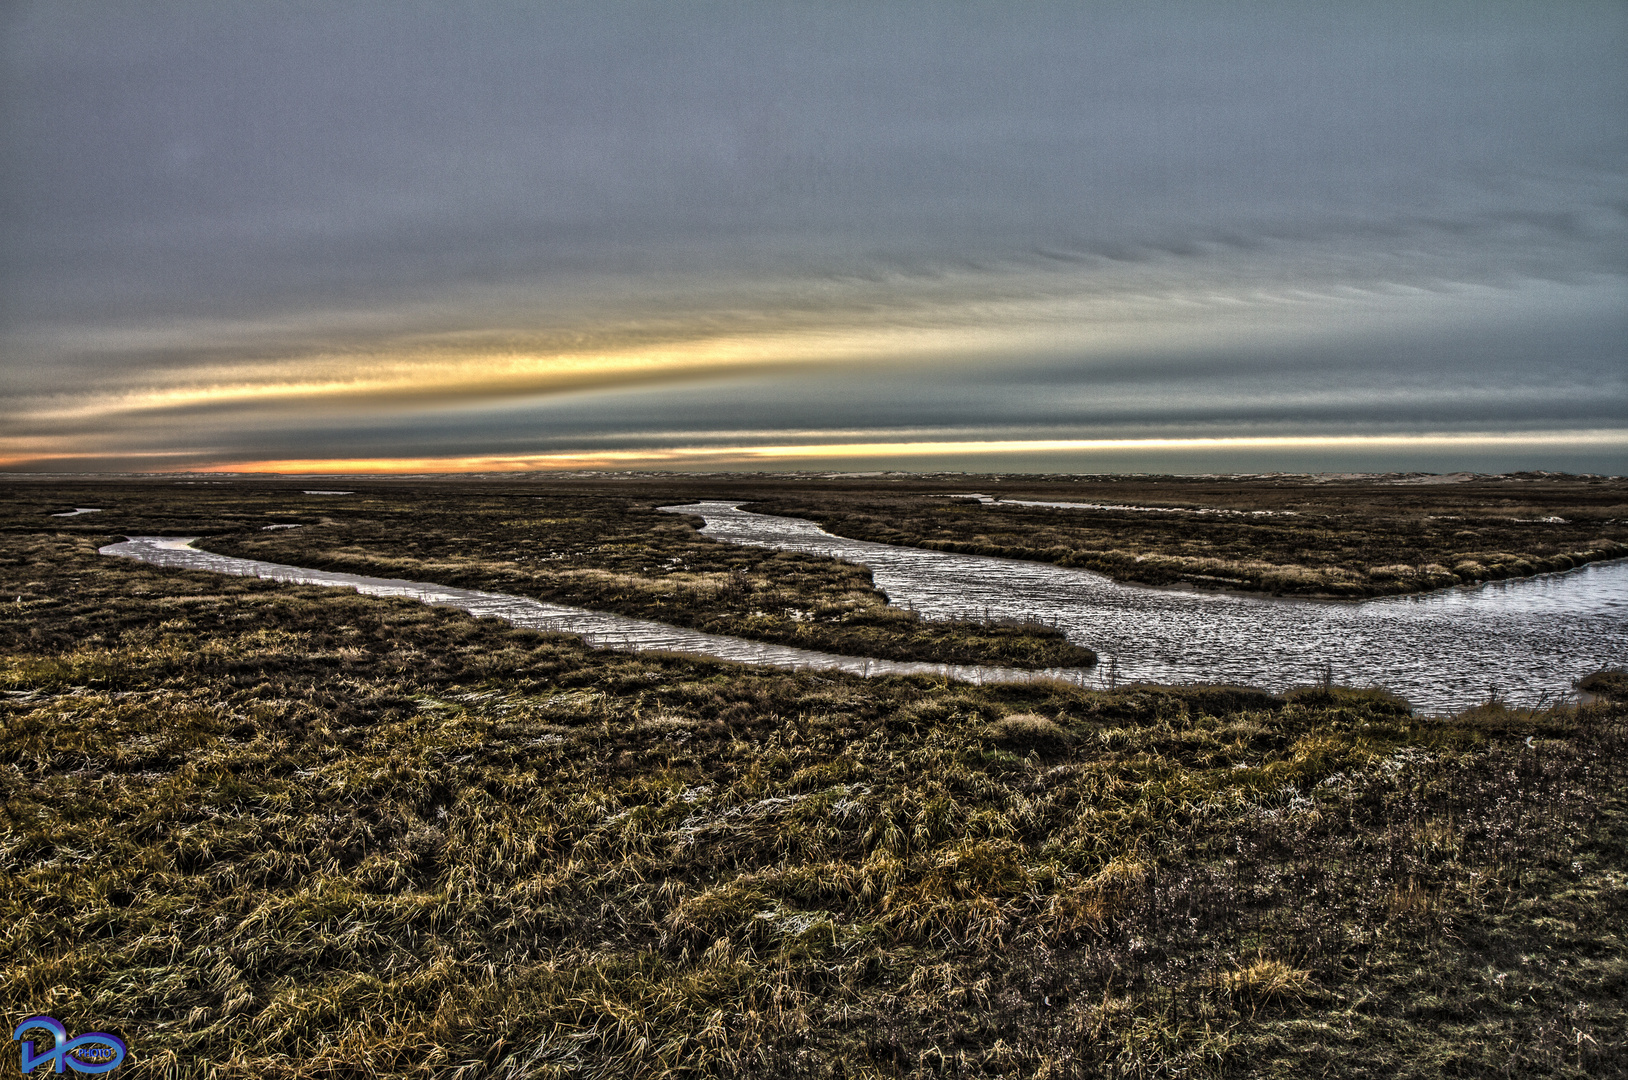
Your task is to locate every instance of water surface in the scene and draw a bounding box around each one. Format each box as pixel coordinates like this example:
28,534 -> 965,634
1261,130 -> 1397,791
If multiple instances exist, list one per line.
663,501 -> 1628,712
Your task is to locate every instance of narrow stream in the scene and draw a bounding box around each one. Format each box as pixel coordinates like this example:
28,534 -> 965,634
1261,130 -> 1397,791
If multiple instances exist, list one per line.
662,501 -> 1628,712
100,537 -> 1095,686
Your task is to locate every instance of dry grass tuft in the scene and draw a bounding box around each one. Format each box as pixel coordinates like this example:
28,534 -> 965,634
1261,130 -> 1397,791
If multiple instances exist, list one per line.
1222,956 -> 1315,1008
980,712 -> 1073,755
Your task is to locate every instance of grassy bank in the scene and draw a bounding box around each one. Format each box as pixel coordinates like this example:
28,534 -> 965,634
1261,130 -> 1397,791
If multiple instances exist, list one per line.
745,474 -> 1628,598
2,482 -> 1094,670
2,524 -> 1625,1077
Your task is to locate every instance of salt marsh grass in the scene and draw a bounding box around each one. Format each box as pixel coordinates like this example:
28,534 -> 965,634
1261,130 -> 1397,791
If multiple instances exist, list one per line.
1,480 -> 1625,1077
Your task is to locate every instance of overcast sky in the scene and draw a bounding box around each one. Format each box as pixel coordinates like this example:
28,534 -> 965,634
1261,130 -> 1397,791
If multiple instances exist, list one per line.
2,1 -> 1624,474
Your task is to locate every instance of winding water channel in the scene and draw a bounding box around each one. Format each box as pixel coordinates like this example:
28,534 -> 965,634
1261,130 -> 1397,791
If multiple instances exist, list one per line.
100,537 -> 1090,686
662,502 -> 1628,712
103,501 -> 1627,713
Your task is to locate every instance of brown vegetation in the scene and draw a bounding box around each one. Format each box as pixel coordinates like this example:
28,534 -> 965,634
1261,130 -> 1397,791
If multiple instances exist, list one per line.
1,479 -> 1624,1077
1579,668 -> 1628,702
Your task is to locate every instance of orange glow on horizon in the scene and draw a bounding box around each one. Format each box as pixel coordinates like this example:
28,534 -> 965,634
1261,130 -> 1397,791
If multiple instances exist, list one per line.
166,431 -> 1628,475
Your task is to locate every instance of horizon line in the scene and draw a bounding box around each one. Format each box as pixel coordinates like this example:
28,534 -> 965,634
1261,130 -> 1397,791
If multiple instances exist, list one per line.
3,430 -> 1626,476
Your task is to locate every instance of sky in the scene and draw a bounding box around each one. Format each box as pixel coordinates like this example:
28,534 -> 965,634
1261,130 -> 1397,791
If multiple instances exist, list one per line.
2,1 -> 1625,475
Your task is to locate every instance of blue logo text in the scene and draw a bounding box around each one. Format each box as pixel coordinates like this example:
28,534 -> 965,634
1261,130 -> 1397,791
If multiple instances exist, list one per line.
11,1017 -> 127,1075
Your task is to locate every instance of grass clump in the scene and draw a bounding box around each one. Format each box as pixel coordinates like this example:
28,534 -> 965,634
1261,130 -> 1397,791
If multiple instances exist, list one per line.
1579,667 -> 1628,701
1220,955 -> 1315,1009
979,712 -> 1073,756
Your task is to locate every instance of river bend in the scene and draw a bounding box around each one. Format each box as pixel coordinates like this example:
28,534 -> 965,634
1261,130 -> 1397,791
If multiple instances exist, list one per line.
662,501 -> 1628,712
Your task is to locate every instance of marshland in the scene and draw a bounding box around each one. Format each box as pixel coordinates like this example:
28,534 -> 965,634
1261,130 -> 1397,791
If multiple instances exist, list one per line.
2,473 -> 1626,1078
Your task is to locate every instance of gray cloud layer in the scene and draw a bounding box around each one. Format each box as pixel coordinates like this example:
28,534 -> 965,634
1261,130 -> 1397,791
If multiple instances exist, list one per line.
2,1 -> 1624,470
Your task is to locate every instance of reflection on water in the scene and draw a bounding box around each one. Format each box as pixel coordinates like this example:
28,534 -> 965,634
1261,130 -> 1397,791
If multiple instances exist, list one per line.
662,501 -> 1628,712
100,537 -> 1093,687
